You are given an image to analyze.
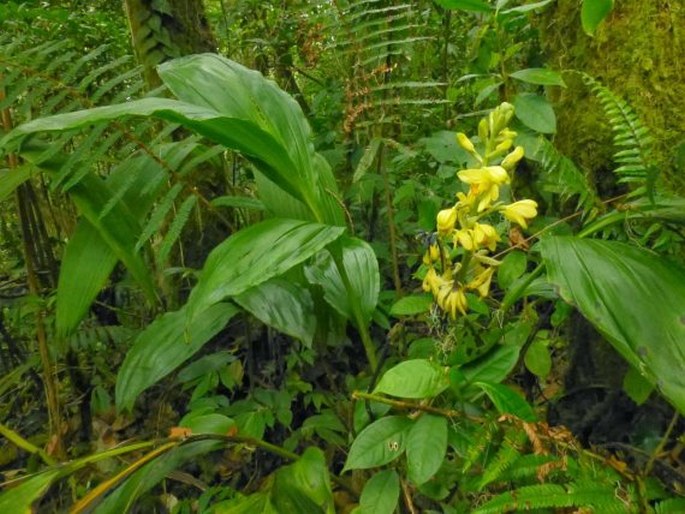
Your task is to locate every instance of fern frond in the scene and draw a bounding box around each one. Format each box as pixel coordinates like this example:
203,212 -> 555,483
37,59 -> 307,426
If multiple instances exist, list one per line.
135,183 -> 184,251
156,195 -> 197,266
582,74 -> 656,195
536,136 -> 601,217
473,481 -> 634,514
478,428 -> 528,490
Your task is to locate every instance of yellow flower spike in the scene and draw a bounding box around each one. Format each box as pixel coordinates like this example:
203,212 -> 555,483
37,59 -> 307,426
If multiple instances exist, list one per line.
501,199 -> 538,229
456,132 -> 476,154
494,139 -> 513,153
478,118 -> 489,142
468,267 -> 495,297
445,287 -> 468,319
436,207 -> 458,235
501,146 -> 525,170
455,228 -> 475,251
472,223 -> 500,251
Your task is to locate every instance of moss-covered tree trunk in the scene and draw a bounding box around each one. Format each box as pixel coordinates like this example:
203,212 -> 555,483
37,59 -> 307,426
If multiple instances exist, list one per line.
123,0 -> 217,88
538,0 -> 684,192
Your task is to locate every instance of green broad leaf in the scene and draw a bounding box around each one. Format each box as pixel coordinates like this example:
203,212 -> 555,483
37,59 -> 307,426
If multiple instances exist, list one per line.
210,195 -> 265,211
0,469 -> 62,514
374,359 -> 449,399
513,93 -> 556,134
271,447 -> 335,514
497,251 -> 528,290
581,0 -> 614,36
358,470 -> 400,514
509,68 -> 566,87
540,236 -> 685,414
115,303 -> 239,411
406,414 -> 448,485
420,130 -> 470,164
305,236 -> 380,328
235,278 -> 316,347
524,338 -> 552,379
389,294 -> 434,316
474,382 -> 537,421
56,220 -> 117,337
157,54 -> 344,225
622,366 -> 654,405
95,440 -> 220,514
180,413 -> 234,435
343,416 -> 412,472
460,345 -> 520,386
434,0 -> 492,12
186,218 -> 345,322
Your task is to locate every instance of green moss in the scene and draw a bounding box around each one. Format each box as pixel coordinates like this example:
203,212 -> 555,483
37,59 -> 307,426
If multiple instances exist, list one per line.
537,0 -> 685,193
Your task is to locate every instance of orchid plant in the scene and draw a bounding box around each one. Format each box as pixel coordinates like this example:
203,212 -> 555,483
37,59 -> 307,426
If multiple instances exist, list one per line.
421,102 -> 538,318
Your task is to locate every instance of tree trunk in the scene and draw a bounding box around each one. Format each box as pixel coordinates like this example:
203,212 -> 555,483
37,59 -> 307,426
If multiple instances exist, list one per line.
537,0 -> 685,193
123,0 -> 217,88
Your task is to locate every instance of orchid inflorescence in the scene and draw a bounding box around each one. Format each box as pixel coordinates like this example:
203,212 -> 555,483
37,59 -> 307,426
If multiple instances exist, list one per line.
422,103 -> 538,319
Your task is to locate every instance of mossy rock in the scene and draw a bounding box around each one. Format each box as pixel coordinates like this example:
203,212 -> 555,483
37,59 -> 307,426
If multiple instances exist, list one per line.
537,0 -> 685,193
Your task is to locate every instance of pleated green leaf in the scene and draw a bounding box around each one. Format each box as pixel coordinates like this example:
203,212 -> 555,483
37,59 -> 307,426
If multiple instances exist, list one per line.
56,220 -> 118,337
186,218 -> 345,322
115,302 -> 239,412
158,54 -> 344,225
540,236 -> 685,414
305,236 -> 380,328
235,278 -> 316,347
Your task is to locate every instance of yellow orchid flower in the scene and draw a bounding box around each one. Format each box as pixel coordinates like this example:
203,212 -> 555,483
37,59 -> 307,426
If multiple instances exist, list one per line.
436,207 -> 458,235
472,223 -> 500,251
502,199 -> 538,229
467,266 -> 495,298
457,166 -> 510,212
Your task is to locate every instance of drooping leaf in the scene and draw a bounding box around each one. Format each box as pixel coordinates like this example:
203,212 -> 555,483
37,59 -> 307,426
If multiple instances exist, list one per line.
158,54 -> 344,225
509,68 -> 566,88
213,493 -> 276,514
540,236 -> 685,414
581,0 -> 614,36
116,303 -> 239,411
56,220 -> 118,337
499,0 -> 554,14
513,93 -> 556,134
235,278 -> 316,347
186,218 -> 345,322
343,416 -> 412,472
358,470 -> 400,514
374,359 -> 449,399
475,382 -> 537,421
305,236 -> 379,328
271,447 -> 335,514
406,414 -> 448,485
